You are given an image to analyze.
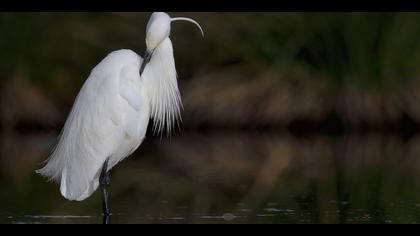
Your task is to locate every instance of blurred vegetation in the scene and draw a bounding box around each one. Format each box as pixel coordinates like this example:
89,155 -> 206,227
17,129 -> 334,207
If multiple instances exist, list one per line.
2,12 -> 420,132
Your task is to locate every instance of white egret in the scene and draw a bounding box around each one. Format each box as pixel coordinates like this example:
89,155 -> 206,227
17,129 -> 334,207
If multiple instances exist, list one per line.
36,12 -> 204,223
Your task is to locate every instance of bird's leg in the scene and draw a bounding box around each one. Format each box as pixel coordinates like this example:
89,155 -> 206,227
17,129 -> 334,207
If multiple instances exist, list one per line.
100,159 -> 111,224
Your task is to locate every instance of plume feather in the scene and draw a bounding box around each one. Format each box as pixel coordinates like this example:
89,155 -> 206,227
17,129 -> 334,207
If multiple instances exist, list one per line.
142,38 -> 183,137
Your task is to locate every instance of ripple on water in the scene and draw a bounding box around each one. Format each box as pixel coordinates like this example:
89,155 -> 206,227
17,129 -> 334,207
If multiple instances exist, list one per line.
199,213 -> 239,221
24,215 -> 95,219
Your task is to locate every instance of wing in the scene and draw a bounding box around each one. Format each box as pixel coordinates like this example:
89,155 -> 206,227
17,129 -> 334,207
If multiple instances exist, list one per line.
37,50 -> 143,201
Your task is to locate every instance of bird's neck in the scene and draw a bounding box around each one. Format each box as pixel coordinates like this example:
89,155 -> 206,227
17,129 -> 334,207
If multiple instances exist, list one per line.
142,38 -> 183,136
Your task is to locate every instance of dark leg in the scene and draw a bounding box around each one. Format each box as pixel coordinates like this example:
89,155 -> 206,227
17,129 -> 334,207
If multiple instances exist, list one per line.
100,159 -> 111,224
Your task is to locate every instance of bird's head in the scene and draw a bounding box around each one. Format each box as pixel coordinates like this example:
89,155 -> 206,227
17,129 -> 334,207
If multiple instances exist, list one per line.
140,12 -> 204,76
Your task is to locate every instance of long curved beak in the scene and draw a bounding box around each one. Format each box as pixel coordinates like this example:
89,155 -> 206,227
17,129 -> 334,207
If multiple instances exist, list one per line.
171,17 -> 204,38
140,49 -> 154,76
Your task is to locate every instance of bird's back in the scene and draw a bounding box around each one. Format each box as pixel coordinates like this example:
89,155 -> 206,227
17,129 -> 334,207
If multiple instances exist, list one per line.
37,50 -> 150,201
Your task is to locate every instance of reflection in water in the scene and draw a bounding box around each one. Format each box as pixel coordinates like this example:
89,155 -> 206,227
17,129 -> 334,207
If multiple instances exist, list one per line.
0,131 -> 420,224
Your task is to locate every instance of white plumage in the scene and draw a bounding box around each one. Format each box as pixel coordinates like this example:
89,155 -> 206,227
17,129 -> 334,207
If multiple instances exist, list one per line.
36,12 -> 203,202
38,50 -> 151,201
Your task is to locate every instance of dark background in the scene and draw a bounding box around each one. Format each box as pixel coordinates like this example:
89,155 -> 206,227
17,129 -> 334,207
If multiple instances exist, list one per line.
1,12 -> 420,224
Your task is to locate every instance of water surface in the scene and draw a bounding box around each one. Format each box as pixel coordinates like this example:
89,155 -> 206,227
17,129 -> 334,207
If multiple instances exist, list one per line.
1,132 -> 420,224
